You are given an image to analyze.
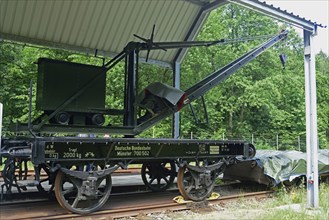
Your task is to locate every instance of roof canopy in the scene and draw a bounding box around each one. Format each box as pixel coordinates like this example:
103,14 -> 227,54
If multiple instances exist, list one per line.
0,0 -> 322,66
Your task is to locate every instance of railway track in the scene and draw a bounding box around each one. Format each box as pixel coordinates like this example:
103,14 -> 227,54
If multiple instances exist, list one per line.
0,169 -> 148,204
0,183 -> 154,205
0,167 -> 142,179
0,182 -> 272,220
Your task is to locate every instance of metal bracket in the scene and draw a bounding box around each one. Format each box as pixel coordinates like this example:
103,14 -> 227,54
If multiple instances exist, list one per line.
60,165 -> 119,180
186,161 -> 225,173
189,96 -> 209,125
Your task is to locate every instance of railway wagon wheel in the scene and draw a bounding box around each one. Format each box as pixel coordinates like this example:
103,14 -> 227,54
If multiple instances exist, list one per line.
248,144 -> 256,158
177,164 -> 216,201
141,160 -> 176,192
2,158 -> 29,194
54,169 -> 112,214
2,158 -> 21,194
36,163 -> 53,193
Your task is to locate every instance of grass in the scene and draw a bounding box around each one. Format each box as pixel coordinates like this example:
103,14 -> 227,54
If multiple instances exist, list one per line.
248,183 -> 329,220
167,183 -> 329,220
0,159 -> 35,170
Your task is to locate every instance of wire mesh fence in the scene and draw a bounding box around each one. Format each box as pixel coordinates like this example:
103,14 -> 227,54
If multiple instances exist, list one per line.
185,131 -> 328,152
220,133 -> 306,151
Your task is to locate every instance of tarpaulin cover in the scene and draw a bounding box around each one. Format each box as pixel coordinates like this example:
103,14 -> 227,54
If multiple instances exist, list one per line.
254,150 -> 329,185
138,82 -> 185,106
224,150 -> 329,186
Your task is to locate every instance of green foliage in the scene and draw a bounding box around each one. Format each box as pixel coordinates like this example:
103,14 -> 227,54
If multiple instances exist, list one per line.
316,52 -> 329,148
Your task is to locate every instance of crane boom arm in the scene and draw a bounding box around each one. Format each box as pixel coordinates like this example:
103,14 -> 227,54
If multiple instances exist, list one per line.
185,30 -> 288,103
135,30 -> 288,134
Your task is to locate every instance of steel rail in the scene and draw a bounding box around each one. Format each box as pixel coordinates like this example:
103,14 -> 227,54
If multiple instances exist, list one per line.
9,190 -> 273,220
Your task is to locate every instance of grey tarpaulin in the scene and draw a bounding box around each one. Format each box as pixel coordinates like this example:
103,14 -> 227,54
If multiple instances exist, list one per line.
256,150 -> 329,185
137,82 -> 185,106
223,150 -> 329,186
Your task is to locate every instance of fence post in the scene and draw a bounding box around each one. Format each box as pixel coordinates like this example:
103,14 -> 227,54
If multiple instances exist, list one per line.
298,135 -> 301,151
251,133 -> 254,145
276,134 -> 279,150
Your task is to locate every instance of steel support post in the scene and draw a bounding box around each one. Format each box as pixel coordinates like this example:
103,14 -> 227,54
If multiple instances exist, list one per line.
303,30 -> 319,208
124,50 -> 137,127
172,62 -> 180,139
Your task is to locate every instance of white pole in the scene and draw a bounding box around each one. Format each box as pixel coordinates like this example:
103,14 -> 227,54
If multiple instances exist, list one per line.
276,134 -> 279,150
251,133 -> 254,145
173,62 -> 180,139
0,103 -> 3,148
304,29 -> 319,208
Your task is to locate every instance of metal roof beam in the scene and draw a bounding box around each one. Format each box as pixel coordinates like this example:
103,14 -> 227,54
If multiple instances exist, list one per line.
174,0 -> 228,64
184,0 -> 208,7
173,0 -> 322,64
229,0 -> 316,32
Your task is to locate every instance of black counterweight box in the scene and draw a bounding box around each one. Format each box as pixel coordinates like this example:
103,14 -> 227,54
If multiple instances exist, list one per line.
36,58 -> 106,113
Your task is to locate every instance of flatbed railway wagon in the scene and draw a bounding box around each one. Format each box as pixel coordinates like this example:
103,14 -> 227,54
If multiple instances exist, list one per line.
0,30 -> 288,214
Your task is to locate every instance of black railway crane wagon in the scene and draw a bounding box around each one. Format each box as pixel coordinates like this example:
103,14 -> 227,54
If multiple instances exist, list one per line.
0,30 -> 288,214
2,137 -> 254,214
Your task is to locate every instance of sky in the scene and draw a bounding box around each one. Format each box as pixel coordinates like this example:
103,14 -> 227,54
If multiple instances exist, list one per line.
266,0 -> 329,55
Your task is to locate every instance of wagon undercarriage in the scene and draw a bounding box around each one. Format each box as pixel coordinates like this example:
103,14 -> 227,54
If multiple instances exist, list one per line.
1,137 -> 255,214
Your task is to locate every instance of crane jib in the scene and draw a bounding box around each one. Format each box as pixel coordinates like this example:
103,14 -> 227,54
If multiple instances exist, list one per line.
136,30 -> 288,133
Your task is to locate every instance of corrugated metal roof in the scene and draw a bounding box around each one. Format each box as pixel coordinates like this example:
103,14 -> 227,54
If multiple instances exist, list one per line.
0,0 -> 208,65
231,0 -> 326,31
259,0 -> 326,28
0,0 -> 323,65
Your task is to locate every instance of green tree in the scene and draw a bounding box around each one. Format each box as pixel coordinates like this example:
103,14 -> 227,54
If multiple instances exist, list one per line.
316,51 -> 329,148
